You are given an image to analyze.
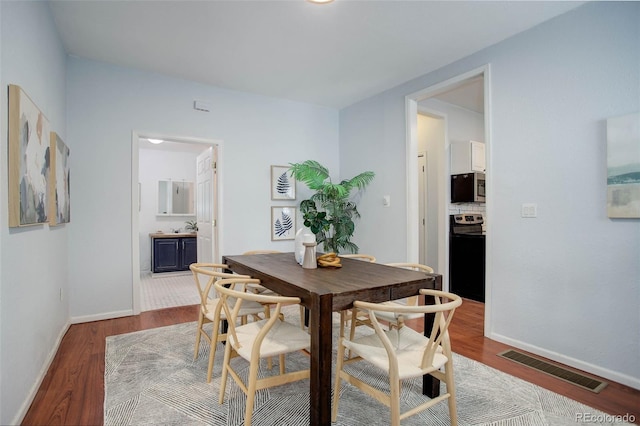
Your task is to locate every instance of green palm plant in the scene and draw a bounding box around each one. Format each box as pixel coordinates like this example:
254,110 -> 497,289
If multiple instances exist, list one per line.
289,160 -> 375,254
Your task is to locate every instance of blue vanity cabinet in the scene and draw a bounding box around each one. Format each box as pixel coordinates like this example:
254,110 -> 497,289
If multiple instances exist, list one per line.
151,233 -> 197,273
181,237 -> 197,270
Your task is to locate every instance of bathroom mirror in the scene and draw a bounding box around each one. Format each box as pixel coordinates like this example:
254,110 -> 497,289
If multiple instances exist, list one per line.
157,180 -> 195,216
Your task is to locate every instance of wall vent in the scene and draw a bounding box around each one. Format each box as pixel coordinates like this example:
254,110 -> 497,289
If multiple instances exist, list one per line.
498,349 -> 607,393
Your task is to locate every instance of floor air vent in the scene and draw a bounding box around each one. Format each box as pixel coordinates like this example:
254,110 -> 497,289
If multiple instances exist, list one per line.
497,349 -> 607,393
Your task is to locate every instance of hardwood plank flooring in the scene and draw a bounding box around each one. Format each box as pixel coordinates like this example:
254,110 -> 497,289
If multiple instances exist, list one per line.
21,300 -> 639,425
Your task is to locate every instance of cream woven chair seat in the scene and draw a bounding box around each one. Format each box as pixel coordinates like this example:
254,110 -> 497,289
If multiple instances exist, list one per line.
229,317 -> 310,359
343,325 -> 447,380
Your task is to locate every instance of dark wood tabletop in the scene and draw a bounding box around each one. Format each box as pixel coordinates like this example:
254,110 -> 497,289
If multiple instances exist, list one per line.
222,252 -> 442,425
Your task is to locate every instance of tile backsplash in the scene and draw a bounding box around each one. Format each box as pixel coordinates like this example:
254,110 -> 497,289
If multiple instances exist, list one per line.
448,203 -> 486,215
449,203 -> 487,232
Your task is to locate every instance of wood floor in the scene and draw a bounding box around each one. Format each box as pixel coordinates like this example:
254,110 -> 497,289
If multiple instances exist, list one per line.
22,299 -> 639,425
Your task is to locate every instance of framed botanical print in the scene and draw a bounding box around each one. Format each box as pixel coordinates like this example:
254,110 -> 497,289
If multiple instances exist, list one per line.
271,206 -> 296,240
271,165 -> 296,200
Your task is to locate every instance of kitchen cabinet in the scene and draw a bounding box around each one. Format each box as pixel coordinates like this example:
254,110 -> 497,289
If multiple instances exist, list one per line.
451,140 -> 485,174
150,233 -> 197,273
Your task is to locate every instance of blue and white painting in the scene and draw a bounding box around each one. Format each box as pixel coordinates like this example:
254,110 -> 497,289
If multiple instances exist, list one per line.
9,85 -> 50,227
607,112 -> 640,218
50,132 -> 70,225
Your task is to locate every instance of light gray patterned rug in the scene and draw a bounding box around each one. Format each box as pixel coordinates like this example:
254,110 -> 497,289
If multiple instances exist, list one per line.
105,310 -> 629,426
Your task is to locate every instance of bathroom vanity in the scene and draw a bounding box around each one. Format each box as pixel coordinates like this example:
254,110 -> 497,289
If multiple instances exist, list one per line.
150,232 -> 197,273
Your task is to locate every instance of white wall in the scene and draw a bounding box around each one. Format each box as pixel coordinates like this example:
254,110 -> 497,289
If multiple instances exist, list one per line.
421,98 -> 484,145
66,57 -> 339,321
0,2 -> 68,424
139,148 -> 199,272
340,2 -> 640,388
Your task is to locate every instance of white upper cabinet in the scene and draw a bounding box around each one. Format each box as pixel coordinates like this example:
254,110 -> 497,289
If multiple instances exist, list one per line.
451,140 -> 485,174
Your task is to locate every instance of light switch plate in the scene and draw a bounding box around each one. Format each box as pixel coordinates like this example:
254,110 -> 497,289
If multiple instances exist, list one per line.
383,195 -> 390,207
521,203 -> 537,218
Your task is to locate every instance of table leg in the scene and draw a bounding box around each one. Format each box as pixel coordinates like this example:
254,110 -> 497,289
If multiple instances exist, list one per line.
309,293 -> 333,425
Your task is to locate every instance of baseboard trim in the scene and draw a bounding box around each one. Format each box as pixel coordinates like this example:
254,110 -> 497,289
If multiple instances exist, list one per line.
14,319 -> 71,425
70,309 -> 133,324
489,332 -> 640,391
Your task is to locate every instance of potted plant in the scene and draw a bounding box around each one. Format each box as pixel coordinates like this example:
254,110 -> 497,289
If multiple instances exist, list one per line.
184,220 -> 198,233
289,160 -> 374,254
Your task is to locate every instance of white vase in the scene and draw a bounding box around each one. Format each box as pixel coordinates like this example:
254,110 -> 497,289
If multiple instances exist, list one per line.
302,242 -> 317,269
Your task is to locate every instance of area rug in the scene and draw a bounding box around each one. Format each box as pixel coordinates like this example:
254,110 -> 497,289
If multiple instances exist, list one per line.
105,311 -> 630,425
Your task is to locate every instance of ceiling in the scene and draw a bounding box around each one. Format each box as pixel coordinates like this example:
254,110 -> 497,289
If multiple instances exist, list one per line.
49,1 -> 584,110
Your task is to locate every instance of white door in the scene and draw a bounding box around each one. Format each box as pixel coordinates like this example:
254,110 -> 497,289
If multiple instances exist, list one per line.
418,152 -> 427,265
196,146 -> 217,263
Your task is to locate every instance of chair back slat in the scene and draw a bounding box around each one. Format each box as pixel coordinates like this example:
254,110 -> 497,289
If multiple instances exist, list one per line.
190,263 -> 250,314
340,254 -> 376,262
385,263 -> 435,307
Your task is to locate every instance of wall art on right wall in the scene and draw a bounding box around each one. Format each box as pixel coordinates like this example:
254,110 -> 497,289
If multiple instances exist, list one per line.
607,112 -> 640,218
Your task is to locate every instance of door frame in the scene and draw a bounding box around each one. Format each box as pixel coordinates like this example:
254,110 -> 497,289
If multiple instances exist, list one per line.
404,64 -> 492,336
130,131 -> 222,315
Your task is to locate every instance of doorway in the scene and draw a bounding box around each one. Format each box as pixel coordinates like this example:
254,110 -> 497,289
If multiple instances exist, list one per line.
131,133 -> 221,314
416,112 -> 446,269
405,65 -> 491,336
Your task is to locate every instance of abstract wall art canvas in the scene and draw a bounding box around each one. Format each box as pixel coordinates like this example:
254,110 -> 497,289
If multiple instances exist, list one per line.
271,206 -> 296,240
607,112 -> 640,218
49,132 -> 70,225
271,165 -> 296,200
8,84 -> 51,227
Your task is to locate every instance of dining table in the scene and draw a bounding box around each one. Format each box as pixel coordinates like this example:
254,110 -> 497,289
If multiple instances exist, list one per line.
222,252 -> 443,426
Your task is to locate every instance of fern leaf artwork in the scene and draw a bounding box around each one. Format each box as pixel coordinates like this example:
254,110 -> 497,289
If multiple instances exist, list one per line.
276,172 -> 291,195
274,219 -> 284,236
271,206 -> 296,240
271,165 -> 296,200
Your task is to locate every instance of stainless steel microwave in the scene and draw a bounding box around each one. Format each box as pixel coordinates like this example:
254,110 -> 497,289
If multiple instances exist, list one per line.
451,172 -> 486,203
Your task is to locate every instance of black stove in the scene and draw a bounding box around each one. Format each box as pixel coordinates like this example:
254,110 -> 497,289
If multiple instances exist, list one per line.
449,214 -> 485,302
